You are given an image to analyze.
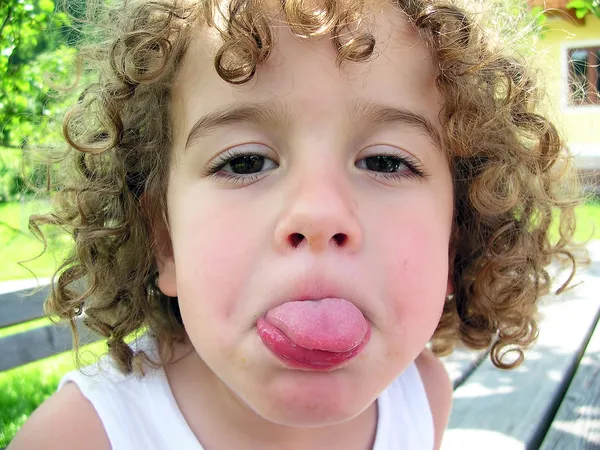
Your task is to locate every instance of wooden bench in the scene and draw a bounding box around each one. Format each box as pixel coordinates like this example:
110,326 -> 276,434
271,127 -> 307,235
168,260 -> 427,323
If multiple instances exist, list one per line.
1,243 -> 599,448
441,241 -> 600,449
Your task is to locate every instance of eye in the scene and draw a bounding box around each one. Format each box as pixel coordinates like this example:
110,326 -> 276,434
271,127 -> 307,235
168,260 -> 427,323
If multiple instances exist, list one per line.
204,145 -> 278,184
359,155 -> 406,173
225,154 -> 276,175
356,150 -> 427,180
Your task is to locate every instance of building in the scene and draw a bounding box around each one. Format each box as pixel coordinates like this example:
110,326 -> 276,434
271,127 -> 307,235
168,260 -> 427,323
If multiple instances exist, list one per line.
530,0 -> 600,191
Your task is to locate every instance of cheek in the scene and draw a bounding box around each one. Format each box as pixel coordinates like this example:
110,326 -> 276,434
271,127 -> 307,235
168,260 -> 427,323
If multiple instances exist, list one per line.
376,198 -> 451,328
171,195 -> 267,323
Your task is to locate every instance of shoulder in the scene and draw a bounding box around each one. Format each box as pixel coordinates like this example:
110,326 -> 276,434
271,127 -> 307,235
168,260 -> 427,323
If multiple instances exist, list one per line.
415,348 -> 453,450
7,382 -> 110,450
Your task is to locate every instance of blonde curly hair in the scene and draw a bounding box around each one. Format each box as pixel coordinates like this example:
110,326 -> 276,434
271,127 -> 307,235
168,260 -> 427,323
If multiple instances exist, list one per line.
30,0 -> 581,374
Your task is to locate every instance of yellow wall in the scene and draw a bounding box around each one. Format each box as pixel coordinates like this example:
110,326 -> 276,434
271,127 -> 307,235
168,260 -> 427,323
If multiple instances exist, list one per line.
535,14 -> 600,165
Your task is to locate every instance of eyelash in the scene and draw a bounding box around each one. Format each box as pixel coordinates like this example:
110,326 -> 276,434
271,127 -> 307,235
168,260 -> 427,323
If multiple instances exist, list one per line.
203,147 -> 429,184
203,148 -> 269,184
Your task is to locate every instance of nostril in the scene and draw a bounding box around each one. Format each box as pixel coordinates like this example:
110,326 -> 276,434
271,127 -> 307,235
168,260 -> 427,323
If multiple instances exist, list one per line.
289,233 -> 305,248
333,233 -> 347,246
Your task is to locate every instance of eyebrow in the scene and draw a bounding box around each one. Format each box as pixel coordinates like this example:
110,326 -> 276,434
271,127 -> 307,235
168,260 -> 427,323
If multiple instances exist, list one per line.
184,102 -> 292,150
349,99 -> 442,148
184,99 -> 441,150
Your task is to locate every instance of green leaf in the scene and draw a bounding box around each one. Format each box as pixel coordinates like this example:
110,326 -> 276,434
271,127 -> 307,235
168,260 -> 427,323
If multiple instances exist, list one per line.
576,8 -> 589,18
566,0 -> 589,8
14,79 -> 30,93
38,0 -> 55,13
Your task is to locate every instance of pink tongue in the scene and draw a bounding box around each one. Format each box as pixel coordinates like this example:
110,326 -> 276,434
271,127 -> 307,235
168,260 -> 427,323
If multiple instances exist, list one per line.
265,298 -> 368,353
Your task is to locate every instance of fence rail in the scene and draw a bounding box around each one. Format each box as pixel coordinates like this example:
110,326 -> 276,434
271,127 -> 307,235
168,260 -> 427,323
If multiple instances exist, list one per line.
0,285 -> 101,372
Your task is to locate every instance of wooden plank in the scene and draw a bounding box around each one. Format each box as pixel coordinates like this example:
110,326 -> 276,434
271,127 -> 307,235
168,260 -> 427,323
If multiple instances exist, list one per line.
442,347 -> 489,389
0,317 -> 101,371
441,266 -> 600,450
0,278 -> 50,295
0,285 -> 49,328
539,317 -> 600,449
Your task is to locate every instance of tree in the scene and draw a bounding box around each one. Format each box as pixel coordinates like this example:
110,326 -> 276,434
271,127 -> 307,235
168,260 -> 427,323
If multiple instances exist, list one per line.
567,0 -> 600,19
0,0 -> 76,148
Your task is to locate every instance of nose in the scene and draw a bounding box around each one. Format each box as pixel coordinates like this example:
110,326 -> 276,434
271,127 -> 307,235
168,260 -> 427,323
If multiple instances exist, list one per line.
274,169 -> 363,254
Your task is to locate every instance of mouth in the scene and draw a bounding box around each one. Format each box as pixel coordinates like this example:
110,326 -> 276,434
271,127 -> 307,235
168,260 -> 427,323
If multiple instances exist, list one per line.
256,297 -> 371,371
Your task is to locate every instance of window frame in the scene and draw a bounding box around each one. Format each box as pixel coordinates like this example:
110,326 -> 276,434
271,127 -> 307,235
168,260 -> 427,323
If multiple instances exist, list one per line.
561,39 -> 600,111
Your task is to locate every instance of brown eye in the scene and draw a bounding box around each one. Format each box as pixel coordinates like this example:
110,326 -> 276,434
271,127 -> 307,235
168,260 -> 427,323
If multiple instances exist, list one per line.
356,149 -> 428,181
228,155 -> 268,174
205,146 -> 279,184
363,155 -> 405,173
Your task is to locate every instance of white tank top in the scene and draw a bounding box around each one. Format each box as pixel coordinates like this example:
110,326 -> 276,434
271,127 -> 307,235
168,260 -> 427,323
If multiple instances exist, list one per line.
58,339 -> 434,450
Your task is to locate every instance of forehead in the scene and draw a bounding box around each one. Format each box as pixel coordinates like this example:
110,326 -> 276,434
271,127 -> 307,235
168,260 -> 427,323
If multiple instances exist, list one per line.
171,2 -> 440,146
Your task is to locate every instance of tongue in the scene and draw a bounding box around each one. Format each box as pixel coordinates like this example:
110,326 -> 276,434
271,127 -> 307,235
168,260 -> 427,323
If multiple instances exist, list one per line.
264,298 -> 368,353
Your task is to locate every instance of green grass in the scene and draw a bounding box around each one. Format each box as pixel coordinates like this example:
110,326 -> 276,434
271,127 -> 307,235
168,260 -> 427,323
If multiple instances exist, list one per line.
0,340 -> 107,448
0,148 -> 22,170
573,199 -> 600,242
0,316 -> 80,447
0,283 -> 108,448
0,355 -> 74,447
0,317 -> 52,339
551,199 -> 600,244
0,315 -> 130,448
0,200 -> 71,281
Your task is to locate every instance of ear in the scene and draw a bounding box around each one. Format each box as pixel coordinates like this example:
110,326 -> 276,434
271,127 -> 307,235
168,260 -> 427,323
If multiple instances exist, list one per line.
446,277 -> 454,298
143,193 -> 177,298
154,224 -> 178,297
447,227 -> 458,298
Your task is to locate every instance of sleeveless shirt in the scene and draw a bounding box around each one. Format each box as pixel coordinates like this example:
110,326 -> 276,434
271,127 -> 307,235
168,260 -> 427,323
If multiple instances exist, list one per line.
58,338 -> 434,450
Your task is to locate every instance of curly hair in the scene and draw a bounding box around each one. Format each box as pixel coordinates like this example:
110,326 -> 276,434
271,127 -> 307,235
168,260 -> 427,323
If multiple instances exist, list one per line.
30,0 -> 582,374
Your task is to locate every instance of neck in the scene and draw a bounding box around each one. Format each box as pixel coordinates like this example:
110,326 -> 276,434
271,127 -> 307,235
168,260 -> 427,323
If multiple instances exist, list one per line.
164,343 -> 378,450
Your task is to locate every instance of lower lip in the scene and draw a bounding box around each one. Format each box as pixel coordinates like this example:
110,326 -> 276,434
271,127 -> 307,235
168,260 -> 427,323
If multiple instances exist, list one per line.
256,318 -> 370,371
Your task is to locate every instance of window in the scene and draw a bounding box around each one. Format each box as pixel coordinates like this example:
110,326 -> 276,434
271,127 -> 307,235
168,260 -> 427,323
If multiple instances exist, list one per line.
567,47 -> 600,106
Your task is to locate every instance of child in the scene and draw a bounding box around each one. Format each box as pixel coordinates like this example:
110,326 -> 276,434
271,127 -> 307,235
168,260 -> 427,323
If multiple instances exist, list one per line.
9,0 -> 580,449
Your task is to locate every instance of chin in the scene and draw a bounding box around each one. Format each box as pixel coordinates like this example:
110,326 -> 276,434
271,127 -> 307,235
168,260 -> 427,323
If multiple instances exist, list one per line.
243,370 -> 373,427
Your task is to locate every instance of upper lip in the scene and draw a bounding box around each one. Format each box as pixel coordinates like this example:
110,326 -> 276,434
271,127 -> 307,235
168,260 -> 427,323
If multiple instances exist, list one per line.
262,272 -> 364,316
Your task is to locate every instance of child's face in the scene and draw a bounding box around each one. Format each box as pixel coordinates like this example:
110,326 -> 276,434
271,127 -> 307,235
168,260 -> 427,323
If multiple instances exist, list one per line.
158,6 -> 453,427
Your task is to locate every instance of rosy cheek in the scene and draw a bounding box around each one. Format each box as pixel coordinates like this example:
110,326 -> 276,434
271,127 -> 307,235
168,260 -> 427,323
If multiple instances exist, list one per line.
382,221 -> 449,322
175,205 -> 261,321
